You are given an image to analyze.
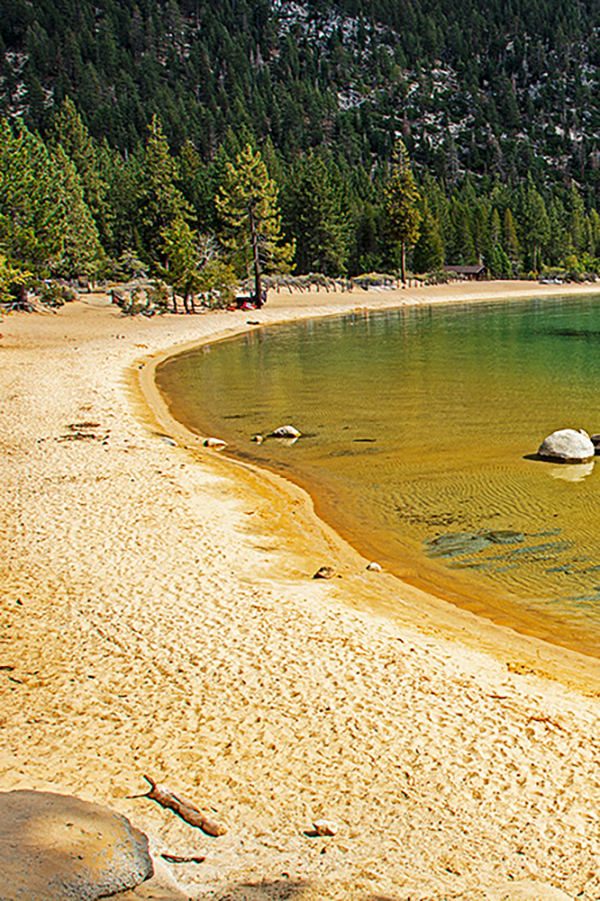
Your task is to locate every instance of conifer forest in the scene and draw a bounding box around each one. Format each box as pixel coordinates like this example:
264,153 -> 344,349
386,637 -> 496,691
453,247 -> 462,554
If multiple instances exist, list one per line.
3,0 -> 600,303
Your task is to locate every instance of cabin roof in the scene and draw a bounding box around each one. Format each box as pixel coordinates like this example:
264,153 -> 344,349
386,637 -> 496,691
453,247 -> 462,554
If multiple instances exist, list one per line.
443,264 -> 487,274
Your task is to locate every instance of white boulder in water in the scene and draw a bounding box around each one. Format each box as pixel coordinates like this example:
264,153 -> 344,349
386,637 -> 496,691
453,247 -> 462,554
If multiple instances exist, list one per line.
537,428 -> 595,463
272,425 -> 301,438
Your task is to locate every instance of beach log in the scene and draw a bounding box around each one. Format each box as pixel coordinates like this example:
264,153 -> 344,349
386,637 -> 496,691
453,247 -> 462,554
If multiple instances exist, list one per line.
138,776 -> 226,836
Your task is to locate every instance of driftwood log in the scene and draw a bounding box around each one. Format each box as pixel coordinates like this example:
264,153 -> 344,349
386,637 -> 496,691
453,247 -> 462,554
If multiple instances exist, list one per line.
135,775 -> 226,836
161,853 -> 206,864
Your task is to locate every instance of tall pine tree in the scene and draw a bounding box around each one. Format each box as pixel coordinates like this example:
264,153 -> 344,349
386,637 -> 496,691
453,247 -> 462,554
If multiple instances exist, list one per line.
384,140 -> 421,284
216,144 -> 294,303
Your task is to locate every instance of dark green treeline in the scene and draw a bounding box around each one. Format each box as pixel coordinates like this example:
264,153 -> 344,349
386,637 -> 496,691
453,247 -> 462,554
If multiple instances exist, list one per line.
3,0 -> 600,282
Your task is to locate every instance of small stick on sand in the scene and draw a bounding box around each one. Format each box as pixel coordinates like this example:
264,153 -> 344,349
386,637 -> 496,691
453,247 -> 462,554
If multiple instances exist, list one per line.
134,775 -> 227,836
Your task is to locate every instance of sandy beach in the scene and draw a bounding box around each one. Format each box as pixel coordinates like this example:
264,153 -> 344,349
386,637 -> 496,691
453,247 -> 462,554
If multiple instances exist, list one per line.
4,280 -> 600,900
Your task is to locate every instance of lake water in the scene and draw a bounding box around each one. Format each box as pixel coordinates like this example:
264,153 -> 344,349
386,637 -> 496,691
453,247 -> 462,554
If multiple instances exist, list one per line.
156,296 -> 600,653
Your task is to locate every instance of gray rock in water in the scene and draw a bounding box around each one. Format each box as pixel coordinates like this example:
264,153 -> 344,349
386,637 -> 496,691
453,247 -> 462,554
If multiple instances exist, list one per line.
537,428 -> 595,463
0,790 -> 153,901
426,529 -> 525,558
427,532 -> 493,558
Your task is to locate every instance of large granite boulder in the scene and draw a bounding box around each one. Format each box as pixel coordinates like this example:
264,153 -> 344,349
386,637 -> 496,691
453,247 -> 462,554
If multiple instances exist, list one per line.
537,428 -> 595,463
0,790 -> 153,901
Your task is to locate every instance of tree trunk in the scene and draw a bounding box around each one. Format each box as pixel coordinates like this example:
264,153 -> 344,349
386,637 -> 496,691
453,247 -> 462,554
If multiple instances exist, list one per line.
249,203 -> 262,306
172,289 -> 178,314
183,288 -> 190,314
401,241 -> 407,285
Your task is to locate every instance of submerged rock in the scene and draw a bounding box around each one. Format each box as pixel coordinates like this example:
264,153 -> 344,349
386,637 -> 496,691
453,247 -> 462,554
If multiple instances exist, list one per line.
427,532 -> 493,558
537,428 -> 595,463
486,529 -> 525,544
426,530 -> 525,559
0,789 -> 153,901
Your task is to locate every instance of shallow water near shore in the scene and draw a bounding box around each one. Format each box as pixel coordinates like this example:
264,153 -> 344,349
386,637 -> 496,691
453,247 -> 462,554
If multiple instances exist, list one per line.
157,295 -> 600,652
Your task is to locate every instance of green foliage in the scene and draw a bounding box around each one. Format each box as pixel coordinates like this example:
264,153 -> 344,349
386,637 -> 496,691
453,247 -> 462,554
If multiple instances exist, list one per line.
51,145 -> 103,278
0,119 -> 102,278
159,218 -> 205,311
0,119 -> 64,271
412,200 -> 444,274
0,253 -> 31,305
52,97 -> 113,246
197,259 -> 238,308
39,281 -> 77,307
5,0 -> 600,214
135,116 -> 191,262
145,279 -> 170,312
115,251 -> 149,282
281,153 -> 352,276
384,140 -> 422,282
216,144 -> 294,300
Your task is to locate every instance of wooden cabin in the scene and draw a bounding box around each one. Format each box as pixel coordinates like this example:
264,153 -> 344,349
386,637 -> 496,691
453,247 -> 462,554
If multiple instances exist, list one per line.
443,264 -> 488,280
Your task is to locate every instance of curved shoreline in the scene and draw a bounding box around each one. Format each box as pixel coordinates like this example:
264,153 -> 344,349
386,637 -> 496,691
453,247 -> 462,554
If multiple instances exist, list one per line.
139,286 -> 600,688
4,281 -> 600,900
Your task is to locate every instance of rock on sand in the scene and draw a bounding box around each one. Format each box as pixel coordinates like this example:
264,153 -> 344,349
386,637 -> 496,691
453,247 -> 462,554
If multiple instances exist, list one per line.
0,790 -> 153,901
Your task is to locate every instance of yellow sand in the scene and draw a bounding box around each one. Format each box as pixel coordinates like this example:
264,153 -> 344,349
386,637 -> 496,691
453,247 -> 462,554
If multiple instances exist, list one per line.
2,281 -> 600,901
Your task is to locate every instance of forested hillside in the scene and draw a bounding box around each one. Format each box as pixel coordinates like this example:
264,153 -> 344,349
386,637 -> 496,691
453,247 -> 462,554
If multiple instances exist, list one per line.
2,0 -> 600,295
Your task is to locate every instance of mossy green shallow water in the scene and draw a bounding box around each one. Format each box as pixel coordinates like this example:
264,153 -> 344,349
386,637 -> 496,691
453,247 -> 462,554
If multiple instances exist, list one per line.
157,296 -> 600,648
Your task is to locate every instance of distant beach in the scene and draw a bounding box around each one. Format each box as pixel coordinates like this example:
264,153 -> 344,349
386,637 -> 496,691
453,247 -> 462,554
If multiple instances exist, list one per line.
2,280 -> 600,900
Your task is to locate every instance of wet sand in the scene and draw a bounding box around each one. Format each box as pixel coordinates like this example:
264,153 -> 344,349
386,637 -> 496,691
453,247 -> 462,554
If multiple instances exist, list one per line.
2,281 -> 600,900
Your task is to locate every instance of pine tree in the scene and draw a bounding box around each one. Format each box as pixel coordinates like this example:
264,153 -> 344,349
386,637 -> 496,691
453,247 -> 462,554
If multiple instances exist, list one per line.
160,218 -> 205,312
566,181 -> 586,257
446,200 -> 476,265
281,153 -> 351,276
53,97 -> 112,247
520,177 -> 550,272
52,145 -> 103,278
589,209 -> 600,258
384,139 -> 421,284
216,143 -> 294,303
502,208 -> 521,275
488,208 -> 510,276
548,197 -> 569,266
412,200 -> 443,273
135,115 -> 191,261
0,119 -> 63,271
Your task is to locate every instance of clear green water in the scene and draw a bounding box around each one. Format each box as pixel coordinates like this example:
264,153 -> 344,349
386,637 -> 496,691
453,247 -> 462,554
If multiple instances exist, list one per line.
156,296 -> 600,649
